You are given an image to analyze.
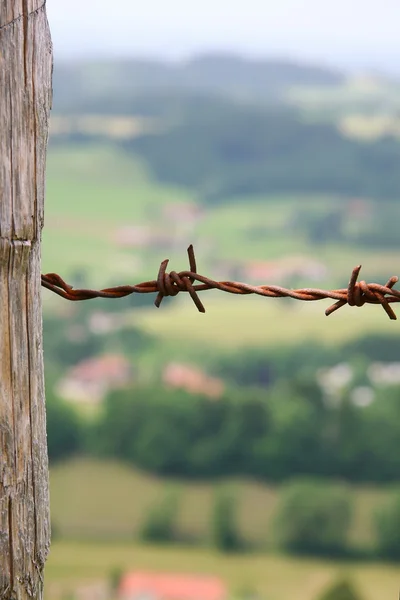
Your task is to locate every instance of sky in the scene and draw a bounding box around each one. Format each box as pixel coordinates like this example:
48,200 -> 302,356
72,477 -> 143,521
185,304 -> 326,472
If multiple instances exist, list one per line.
47,0 -> 400,73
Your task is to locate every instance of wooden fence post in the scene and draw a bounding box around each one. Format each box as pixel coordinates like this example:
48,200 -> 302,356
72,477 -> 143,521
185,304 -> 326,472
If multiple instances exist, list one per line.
0,2 -> 53,599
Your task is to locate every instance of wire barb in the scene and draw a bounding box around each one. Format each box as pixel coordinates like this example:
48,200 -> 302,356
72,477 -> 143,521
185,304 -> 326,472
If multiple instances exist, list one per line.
41,245 -> 400,320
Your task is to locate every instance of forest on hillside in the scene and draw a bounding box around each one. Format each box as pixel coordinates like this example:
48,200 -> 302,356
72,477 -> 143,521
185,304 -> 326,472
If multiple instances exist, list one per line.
51,55 -> 400,209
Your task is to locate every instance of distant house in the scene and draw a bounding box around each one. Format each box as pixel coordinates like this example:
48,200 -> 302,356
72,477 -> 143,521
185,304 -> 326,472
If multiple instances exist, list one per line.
282,255 -> 327,281
368,362 -> 400,386
208,259 -> 242,282
317,363 -> 375,408
114,225 -> 154,248
114,224 -> 177,251
163,362 -> 225,399
317,363 -> 353,398
346,198 -> 372,220
244,256 -> 327,284
119,571 -> 227,600
114,203 -> 203,251
88,311 -> 123,334
57,353 -> 132,404
163,202 -> 204,225
244,261 -> 286,282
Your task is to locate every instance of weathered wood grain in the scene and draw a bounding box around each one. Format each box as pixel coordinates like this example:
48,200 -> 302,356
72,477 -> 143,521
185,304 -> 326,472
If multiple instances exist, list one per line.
0,2 -> 52,599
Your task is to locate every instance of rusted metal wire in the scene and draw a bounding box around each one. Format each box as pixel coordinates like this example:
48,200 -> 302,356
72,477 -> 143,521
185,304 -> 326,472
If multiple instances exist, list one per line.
41,245 -> 400,320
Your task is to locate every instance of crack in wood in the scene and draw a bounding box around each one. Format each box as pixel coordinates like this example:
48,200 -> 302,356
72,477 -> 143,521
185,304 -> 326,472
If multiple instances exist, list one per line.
31,28 -> 38,241
22,0 -> 29,87
0,3 -> 47,32
8,74 -> 15,240
25,274 -> 38,568
0,237 -> 33,243
8,497 -> 14,595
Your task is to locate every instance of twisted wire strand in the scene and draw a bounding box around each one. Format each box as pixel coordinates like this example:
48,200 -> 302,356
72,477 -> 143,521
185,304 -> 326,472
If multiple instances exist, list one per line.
41,245 -> 400,320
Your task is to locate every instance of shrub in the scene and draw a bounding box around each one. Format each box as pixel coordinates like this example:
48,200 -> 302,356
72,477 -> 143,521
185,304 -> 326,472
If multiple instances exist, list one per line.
109,566 -> 124,594
234,584 -> 259,600
273,478 -> 352,557
50,520 -> 61,541
210,485 -> 242,552
317,578 -> 363,600
374,487 -> 400,560
138,487 -> 180,543
46,392 -> 84,461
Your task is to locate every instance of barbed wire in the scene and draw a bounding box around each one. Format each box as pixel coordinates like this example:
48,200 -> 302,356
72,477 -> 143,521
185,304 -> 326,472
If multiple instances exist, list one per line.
41,245 -> 400,320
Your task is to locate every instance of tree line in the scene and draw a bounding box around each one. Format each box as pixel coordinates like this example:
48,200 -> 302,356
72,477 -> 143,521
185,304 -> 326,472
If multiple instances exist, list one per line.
51,95 -> 400,209
52,54 -> 343,114
124,103 -> 400,203
137,479 -> 400,562
43,301 -> 400,485
47,375 -> 400,484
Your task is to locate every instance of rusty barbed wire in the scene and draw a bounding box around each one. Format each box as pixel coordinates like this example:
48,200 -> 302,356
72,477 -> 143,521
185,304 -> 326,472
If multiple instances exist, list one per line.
41,245 -> 400,320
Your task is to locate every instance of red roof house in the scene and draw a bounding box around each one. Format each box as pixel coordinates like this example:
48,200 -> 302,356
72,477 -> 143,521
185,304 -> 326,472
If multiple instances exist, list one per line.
162,363 -> 225,399
119,572 -> 227,600
57,353 -> 132,403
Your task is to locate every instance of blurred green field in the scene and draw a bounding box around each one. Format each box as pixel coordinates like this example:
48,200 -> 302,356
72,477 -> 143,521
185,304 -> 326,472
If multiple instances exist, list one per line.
43,143 -> 400,347
45,539 -> 400,600
44,143 -> 400,279
47,458 -> 397,600
339,114 -> 400,139
287,78 -> 400,115
43,144 -> 195,283
134,296 -> 399,349
49,457 -> 387,550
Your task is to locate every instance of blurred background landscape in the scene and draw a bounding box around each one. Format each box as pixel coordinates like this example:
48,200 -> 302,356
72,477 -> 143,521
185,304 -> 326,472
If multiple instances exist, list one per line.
43,2 -> 400,599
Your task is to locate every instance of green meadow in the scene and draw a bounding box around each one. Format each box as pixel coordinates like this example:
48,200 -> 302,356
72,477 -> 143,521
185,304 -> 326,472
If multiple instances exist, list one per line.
49,458 -> 387,548
43,143 -> 400,347
45,539 -> 400,600
46,458 -> 398,600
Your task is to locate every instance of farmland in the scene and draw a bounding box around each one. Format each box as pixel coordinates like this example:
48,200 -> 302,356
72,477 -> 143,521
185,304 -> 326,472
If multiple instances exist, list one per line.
45,539 -> 400,600
43,143 -> 400,349
49,457 -> 389,548
46,457 -> 398,600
